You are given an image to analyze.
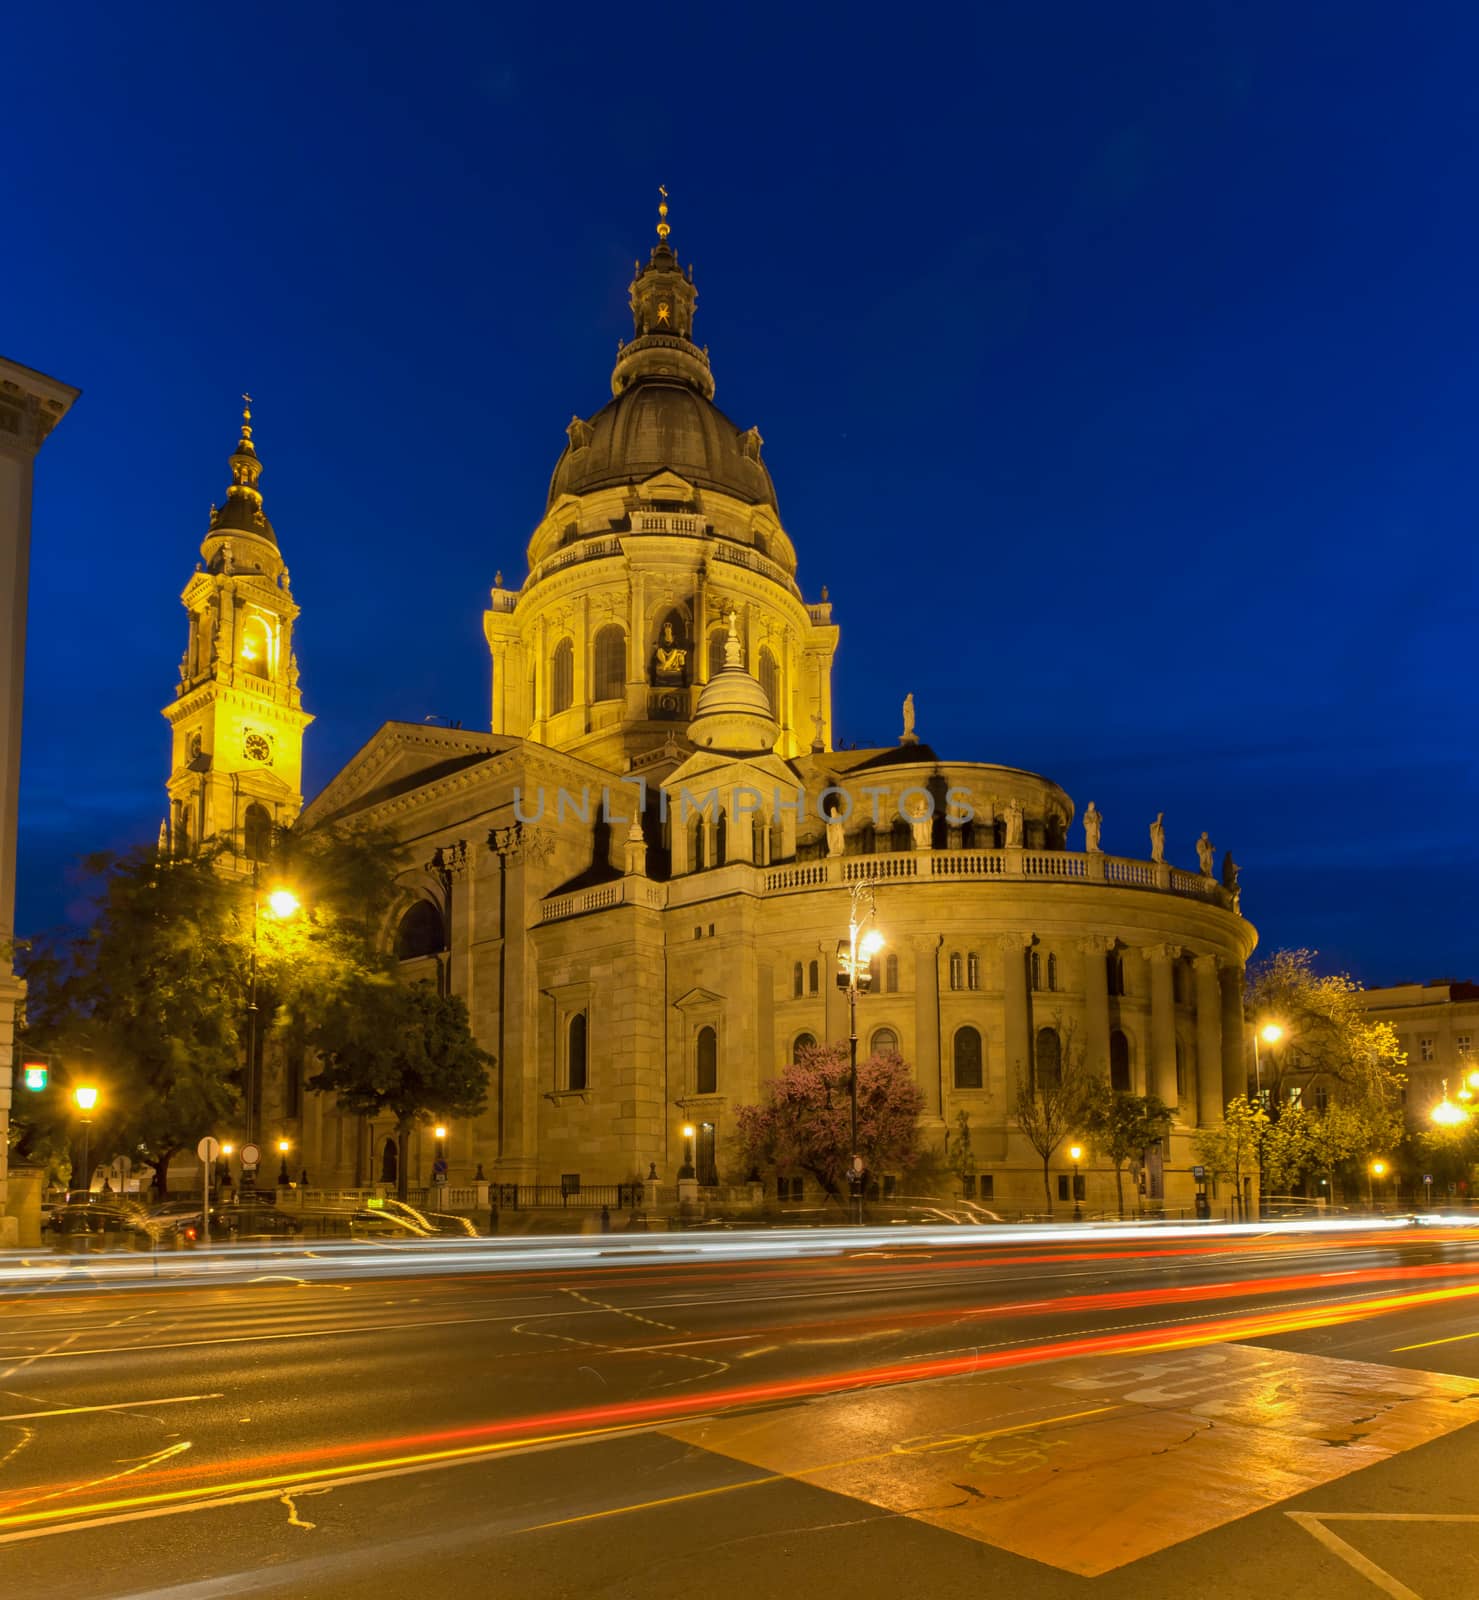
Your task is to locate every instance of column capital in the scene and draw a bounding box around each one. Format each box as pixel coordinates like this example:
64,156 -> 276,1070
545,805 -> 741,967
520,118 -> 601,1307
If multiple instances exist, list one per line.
1078,934 -> 1115,955
1192,952 -> 1223,975
988,931 -> 1034,954
1142,941 -> 1182,964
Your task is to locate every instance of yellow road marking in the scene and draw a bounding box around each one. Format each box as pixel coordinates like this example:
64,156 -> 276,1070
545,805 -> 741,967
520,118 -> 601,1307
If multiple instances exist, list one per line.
0,1395 -> 220,1422
517,1405 -> 1117,1534
1391,1328 -> 1479,1351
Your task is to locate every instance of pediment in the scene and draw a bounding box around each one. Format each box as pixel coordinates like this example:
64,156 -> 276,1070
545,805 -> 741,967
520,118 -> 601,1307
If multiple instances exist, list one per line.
663,749 -> 800,795
672,985 -> 725,1011
637,469 -> 698,503
300,721 -> 510,828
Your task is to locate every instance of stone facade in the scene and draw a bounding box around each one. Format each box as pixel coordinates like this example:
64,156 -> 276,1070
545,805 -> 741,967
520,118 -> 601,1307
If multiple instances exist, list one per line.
1360,981 -> 1479,1129
195,205 -> 1259,1209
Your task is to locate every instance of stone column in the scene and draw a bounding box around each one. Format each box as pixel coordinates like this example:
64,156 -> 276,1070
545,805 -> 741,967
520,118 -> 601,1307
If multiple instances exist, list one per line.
1079,935 -> 1112,1081
995,933 -> 1032,1097
1146,943 -> 1179,1109
0,362 -> 78,1242
1194,955 -> 1224,1126
1220,962 -> 1248,1106
913,935 -> 942,1119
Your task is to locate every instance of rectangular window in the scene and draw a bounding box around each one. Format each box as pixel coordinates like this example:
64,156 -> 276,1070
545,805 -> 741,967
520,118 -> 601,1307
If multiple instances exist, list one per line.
960,1174 -> 975,1198
1458,1035 -> 1472,1058
1287,1085 -> 1303,1108
1314,1084 -> 1329,1112
949,953 -> 963,991
1420,1037 -> 1436,1062
978,1174 -> 994,1200
967,953 -> 980,991
1057,1174 -> 1070,1202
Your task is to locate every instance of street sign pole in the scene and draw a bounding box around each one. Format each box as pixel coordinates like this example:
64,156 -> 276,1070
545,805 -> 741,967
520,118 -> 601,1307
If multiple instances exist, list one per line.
197,1137 -> 221,1248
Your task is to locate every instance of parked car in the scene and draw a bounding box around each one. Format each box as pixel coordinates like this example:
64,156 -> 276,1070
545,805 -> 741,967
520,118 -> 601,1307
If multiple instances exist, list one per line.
46,1198 -> 162,1250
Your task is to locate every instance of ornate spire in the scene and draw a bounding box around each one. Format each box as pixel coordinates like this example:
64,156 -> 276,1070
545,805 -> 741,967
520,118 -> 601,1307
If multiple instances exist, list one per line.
657,184 -> 671,246
206,393 -> 278,551
613,189 -> 714,399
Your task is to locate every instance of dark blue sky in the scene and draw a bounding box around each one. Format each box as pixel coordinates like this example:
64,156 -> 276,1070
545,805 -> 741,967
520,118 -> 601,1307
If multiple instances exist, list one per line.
10,2 -> 1477,983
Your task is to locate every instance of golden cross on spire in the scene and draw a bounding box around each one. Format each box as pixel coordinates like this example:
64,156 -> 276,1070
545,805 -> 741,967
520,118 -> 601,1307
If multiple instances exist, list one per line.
656,185 -> 670,245
241,392 -> 253,438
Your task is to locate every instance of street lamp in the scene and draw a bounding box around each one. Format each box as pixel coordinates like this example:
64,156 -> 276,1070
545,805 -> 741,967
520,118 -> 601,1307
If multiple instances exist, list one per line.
1431,1081 -> 1468,1128
1252,1020 -> 1284,1103
1069,1143 -> 1084,1222
72,1084 -> 99,1201
244,873 -> 301,1180
836,880 -> 883,1225
276,1136 -> 292,1186
679,1123 -> 696,1180
1369,1158 -> 1388,1212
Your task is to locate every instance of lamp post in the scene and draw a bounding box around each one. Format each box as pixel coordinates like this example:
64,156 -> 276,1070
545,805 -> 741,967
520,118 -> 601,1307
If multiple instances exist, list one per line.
1251,1020 -> 1283,1104
836,881 -> 884,1226
1069,1143 -> 1084,1222
72,1084 -> 99,1201
433,1125 -> 448,1188
679,1123 -> 696,1180
1369,1158 -> 1388,1212
276,1137 -> 291,1187
243,873 -> 300,1192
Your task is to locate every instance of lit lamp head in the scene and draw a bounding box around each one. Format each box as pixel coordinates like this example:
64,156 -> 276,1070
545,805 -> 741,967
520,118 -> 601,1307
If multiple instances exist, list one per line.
859,929 -> 885,960
1431,1082 -> 1468,1127
276,1138 -> 290,1154
433,1125 -> 447,1141
266,887 -> 300,920
1259,1022 -> 1284,1045
1069,1144 -> 1083,1163
221,1143 -> 234,1158
1370,1159 -> 1388,1178
1469,1068 -> 1479,1091
682,1124 -> 695,1140
73,1085 -> 99,1113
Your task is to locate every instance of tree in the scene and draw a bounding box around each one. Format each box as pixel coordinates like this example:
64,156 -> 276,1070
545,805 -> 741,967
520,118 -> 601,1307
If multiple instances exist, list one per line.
735,1042 -> 924,1202
18,846 -> 247,1196
1014,1023 -> 1091,1214
1082,1089 -> 1173,1219
307,978 -> 492,1199
947,1110 -> 977,1196
1193,1095 -> 1269,1217
1247,950 -> 1406,1115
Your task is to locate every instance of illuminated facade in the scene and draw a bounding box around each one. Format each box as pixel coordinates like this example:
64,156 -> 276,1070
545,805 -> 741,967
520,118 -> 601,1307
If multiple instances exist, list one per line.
162,401 -> 311,865
201,204 -> 1258,1208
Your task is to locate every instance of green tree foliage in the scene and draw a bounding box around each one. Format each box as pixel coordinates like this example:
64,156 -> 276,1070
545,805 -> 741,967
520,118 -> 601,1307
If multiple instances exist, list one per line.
735,1042 -> 924,1202
1014,1023 -> 1092,1214
17,845 -> 247,1195
1247,949 -> 1406,1113
307,979 -> 492,1199
1193,1094 -> 1269,1216
1082,1089 -> 1173,1219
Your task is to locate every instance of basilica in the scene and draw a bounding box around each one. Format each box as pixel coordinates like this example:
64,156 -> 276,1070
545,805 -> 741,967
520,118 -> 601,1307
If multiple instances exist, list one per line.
163,199 -> 1256,1210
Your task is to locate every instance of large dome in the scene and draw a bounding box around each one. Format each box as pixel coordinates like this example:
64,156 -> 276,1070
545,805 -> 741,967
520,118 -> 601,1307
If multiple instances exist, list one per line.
547,379 -> 778,513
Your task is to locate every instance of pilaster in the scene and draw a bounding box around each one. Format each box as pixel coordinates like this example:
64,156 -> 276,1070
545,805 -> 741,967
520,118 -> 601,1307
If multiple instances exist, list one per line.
1194,954 -> 1223,1127
1145,942 -> 1179,1109
1079,935 -> 1112,1080
1220,961 -> 1248,1106
913,935 -> 943,1118
994,932 -> 1032,1096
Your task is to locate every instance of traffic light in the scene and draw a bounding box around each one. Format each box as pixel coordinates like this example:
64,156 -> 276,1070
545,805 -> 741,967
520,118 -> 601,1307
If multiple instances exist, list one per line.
21,1060 -> 48,1091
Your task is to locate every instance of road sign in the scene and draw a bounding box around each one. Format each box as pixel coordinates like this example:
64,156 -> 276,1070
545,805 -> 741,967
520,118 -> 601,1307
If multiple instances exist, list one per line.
1192,1165 -> 1205,1180
196,1136 -> 221,1163
240,1142 -> 260,1168
21,1060 -> 48,1090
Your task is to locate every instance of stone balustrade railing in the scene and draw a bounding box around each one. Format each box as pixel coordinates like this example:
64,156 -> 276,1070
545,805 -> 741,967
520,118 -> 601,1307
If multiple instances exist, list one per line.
539,848 -> 1234,923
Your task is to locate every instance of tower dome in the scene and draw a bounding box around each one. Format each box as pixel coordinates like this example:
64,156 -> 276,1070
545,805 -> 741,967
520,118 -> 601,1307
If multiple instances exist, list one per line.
546,192 -> 778,513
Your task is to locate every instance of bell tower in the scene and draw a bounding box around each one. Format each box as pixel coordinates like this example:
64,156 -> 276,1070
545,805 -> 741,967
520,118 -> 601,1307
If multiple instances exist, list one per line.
162,400 -> 311,867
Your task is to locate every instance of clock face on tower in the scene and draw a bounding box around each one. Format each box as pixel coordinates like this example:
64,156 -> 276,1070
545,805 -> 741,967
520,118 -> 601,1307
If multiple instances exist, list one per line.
243,732 -> 272,765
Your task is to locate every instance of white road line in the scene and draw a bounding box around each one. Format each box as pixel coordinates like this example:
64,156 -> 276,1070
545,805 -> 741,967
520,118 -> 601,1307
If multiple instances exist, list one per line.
1286,1512 -> 1423,1600
0,1394 -> 222,1422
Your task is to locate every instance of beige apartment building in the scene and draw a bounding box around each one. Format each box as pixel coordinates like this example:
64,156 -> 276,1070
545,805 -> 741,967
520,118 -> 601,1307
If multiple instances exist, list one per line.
164,204 -> 1258,1208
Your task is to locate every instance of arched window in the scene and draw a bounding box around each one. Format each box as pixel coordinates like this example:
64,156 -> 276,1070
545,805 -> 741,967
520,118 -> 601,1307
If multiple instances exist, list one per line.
708,628 -> 727,681
1035,1026 -> 1061,1088
696,1025 -> 717,1095
1110,1029 -> 1131,1093
890,818 -> 911,852
1107,950 -> 1126,996
953,1026 -> 983,1089
550,637 -> 574,715
593,624 -> 626,702
885,954 -> 899,993
793,961 -> 804,999
1172,961 -> 1186,1004
396,900 -> 447,960
243,802 -> 272,863
871,1027 -> 899,1057
792,1031 -> 816,1062
858,821 -> 876,856
1030,949 -> 1043,990
239,614 -> 272,678
758,646 -> 779,718
715,808 -> 728,867
568,1012 -> 588,1091
380,1137 -> 398,1184
949,952 -> 963,991
1047,952 -> 1058,992
690,815 -> 706,872
808,959 -> 819,995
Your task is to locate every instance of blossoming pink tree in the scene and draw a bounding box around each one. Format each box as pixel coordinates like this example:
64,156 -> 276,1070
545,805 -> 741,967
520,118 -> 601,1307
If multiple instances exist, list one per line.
736,1041 -> 924,1200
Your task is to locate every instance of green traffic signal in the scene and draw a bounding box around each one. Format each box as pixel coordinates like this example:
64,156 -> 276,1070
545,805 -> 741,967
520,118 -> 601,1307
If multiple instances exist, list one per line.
22,1062 -> 48,1091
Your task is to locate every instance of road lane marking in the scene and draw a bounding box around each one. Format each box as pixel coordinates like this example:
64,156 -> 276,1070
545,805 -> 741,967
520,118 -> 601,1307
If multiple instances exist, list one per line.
1392,1328 -> 1479,1352
1286,1513 -> 1422,1600
0,1395 -> 221,1422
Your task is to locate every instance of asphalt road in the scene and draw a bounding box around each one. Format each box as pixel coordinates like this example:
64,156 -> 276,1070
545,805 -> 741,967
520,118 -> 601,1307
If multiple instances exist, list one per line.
1,1222 -> 1477,1598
